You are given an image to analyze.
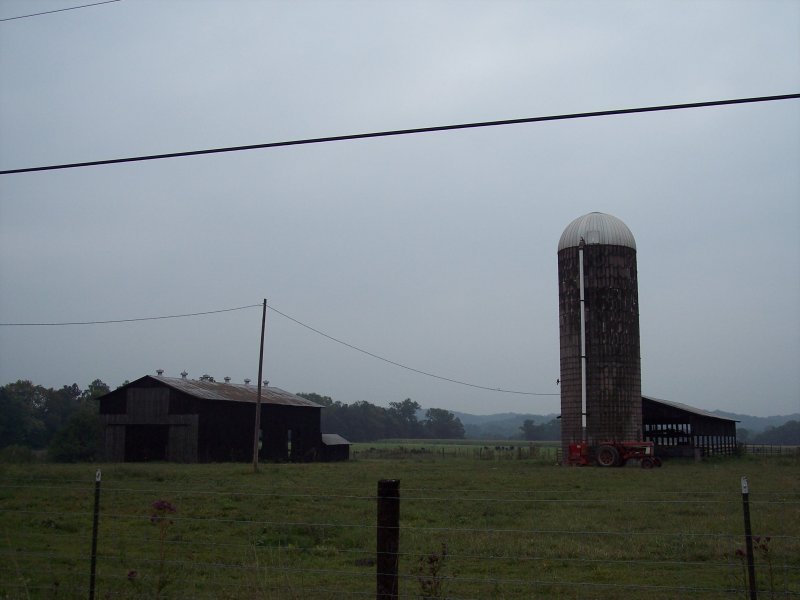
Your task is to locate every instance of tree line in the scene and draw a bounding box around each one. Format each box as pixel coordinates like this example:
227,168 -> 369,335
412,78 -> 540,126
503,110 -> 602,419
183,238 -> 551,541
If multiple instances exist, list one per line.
0,379 -> 111,462
4,378 -> 793,461
0,380 -> 467,461
517,418 -> 561,441
739,420 -> 800,445
297,394 -> 465,442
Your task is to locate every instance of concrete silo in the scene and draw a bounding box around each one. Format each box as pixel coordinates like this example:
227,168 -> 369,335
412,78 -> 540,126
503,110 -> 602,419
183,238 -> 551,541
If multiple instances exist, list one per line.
558,212 -> 643,460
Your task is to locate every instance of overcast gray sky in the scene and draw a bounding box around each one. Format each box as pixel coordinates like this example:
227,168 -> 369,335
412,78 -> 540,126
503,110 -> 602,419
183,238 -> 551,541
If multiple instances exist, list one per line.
1,0 -> 798,417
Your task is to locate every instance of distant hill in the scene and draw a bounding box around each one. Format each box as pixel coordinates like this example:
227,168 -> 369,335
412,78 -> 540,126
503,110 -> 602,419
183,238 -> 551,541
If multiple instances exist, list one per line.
712,411 -> 800,435
450,409 -> 800,441
451,411 -> 559,440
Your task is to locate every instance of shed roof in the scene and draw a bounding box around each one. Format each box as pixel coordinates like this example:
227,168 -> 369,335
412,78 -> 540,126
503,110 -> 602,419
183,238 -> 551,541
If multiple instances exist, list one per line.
558,212 -> 637,251
321,434 -> 351,446
120,375 -> 323,408
643,395 -> 738,422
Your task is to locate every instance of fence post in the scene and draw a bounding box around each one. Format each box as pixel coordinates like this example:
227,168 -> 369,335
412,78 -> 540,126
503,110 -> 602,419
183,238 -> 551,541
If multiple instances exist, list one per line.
89,469 -> 101,600
741,476 -> 758,600
377,479 -> 400,600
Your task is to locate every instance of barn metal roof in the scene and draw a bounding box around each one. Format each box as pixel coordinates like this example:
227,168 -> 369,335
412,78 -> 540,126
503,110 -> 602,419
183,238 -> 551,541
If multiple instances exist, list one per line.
558,212 -> 637,251
643,395 -> 738,422
321,433 -> 351,446
147,375 -> 323,408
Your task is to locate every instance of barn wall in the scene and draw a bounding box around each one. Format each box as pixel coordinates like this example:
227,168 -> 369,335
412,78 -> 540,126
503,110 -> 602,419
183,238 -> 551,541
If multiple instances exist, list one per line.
99,378 -> 324,463
102,423 -> 125,461
100,415 -> 200,461
194,399 -> 254,462
261,405 -> 322,462
167,419 -> 199,462
98,385 -> 203,462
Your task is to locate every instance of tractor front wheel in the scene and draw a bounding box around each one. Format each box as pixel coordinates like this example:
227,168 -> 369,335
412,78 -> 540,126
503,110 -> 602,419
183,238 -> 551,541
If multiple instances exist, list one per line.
596,445 -> 619,467
641,457 -> 655,469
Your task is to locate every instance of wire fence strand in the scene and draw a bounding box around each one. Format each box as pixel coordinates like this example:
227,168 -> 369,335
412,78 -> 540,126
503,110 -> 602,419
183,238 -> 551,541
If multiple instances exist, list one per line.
2,465 -> 798,600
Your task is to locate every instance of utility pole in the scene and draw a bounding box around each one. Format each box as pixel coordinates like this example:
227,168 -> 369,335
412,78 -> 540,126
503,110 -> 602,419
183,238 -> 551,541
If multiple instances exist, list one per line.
252,299 -> 267,472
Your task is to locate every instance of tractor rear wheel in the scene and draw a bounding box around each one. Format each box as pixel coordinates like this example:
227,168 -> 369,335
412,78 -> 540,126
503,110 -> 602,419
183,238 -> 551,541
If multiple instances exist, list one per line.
641,457 -> 655,469
596,445 -> 619,467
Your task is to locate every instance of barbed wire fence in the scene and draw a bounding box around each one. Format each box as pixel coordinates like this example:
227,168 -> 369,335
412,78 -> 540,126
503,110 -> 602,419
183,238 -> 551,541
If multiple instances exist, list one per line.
1,471 -> 799,599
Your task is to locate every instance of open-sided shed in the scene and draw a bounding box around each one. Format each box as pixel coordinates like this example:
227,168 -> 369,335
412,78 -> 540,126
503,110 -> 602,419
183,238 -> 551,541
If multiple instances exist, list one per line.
643,396 -> 738,458
99,375 -> 324,462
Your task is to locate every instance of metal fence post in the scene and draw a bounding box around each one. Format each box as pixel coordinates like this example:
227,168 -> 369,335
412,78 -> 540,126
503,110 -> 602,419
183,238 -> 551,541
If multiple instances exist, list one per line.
741,476 -> 758,600
377,479 -> 400,600
89,469 -> 101,600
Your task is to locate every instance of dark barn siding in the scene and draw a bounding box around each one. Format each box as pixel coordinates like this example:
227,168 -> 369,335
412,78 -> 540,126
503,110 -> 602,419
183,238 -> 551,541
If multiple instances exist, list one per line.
99,376 -> 324,463
100,385 -> 200,462
261,404 -> 322,462
194,398 -> 254,462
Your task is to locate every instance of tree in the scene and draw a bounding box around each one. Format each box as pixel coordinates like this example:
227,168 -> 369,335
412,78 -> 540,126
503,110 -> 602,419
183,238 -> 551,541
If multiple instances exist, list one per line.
40,383 -> 82,442
343,401 -> 392,442
299,393 -> 350,436
517,419 -> 560,441
297,392 -> 335,407
751,420 -> 800,445
1,378 -> 109,456
423,408 -> 465,439
49,404 -> 102,462
519,419 -> 537,440
0,380 -> 48,449
82,379 -> 110,402
388,399 -> 422,438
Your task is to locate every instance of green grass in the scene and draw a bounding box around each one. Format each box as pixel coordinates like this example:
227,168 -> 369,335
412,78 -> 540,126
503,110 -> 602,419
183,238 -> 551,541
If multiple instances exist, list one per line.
0,452 -> 798,599
352,439 -> 560,461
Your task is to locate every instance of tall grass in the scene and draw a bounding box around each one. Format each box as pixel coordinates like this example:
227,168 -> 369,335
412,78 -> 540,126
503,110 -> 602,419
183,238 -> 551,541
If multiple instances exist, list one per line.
0,453 -> 797,599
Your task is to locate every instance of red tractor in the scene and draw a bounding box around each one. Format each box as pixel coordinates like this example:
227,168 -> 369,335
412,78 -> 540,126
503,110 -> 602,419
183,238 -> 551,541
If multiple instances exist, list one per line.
568,440 -> 662,468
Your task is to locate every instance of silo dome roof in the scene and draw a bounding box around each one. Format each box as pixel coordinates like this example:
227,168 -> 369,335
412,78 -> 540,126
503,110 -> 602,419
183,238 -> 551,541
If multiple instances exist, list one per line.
558,212 -> 636,251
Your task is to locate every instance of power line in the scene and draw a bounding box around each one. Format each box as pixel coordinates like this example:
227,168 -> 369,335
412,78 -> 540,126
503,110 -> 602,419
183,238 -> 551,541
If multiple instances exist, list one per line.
267,303 -> 557,396
1,93 -> 797,175
0,301 -> 557,395
0,304 -> 260,326
0,0 -> 122,22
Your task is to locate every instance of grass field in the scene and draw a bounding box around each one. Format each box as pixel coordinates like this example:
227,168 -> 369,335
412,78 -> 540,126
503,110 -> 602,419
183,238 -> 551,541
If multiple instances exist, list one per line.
1,450 -> 798,599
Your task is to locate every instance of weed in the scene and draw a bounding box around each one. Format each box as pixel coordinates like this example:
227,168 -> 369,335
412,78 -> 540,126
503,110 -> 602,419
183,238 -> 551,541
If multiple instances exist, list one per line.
755,535 -> 777,599
416,542 -> 449,599
731,535 -> 778,599
149,499 -> 177,599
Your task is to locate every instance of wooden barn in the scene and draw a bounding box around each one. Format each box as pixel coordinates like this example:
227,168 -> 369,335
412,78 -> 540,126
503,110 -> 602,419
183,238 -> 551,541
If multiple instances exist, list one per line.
643,396 -> 738,458
98,374 -> 328,463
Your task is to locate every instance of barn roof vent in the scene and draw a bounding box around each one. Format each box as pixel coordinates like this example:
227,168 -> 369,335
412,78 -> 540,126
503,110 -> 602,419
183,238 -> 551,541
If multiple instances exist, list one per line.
263,380 -> 269,387
156,369 -> 164,376
244,378 -> 251,385
181,371 -> 188,379
224,376 -> 231,383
